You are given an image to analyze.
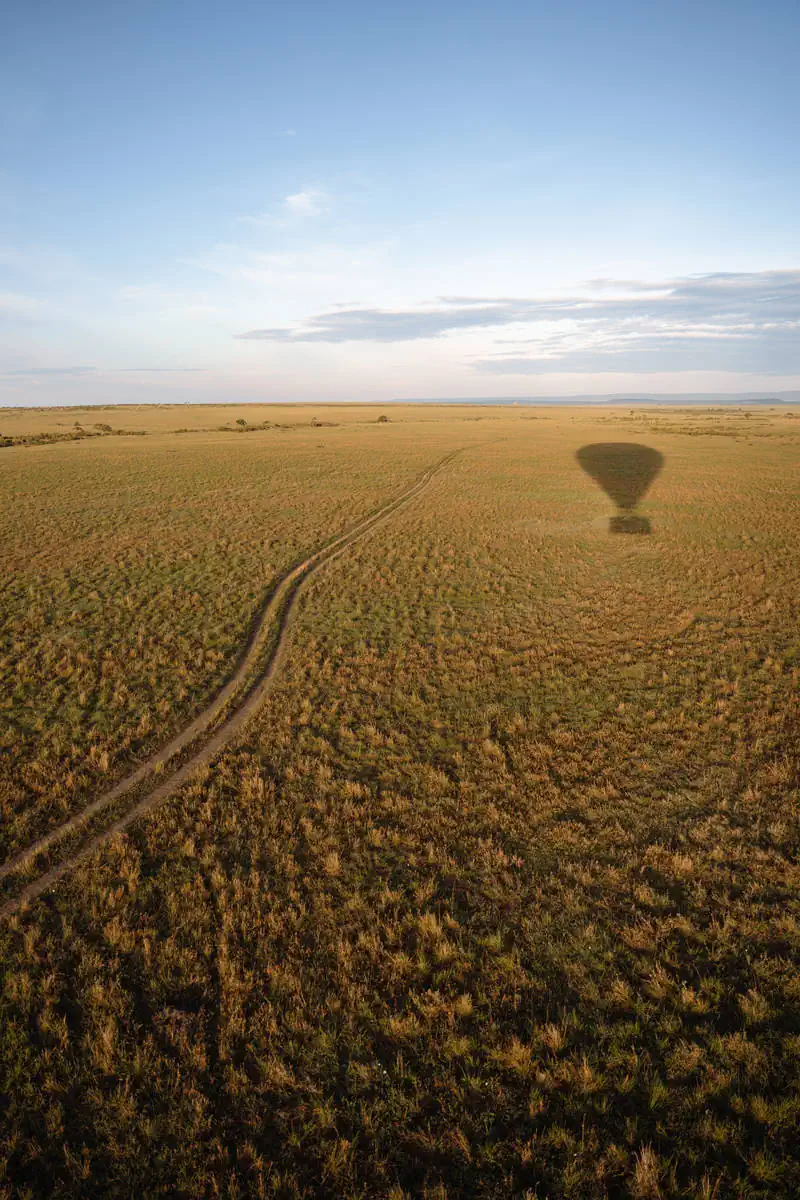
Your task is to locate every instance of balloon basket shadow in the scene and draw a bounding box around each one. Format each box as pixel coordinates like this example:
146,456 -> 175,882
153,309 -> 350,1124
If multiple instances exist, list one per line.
609,513 -> 651,534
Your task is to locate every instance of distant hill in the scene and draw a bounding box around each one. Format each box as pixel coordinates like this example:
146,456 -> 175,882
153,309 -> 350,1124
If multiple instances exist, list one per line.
392,392 -> 800,406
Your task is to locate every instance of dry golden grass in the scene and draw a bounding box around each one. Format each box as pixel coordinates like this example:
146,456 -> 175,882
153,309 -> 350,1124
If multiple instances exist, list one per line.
0,404 -> 799,1198
0,418 -> 470,857
0,401 -> 505,439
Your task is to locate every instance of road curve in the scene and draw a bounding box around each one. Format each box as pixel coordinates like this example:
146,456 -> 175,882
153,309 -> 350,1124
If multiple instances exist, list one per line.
1,451 -> 460,919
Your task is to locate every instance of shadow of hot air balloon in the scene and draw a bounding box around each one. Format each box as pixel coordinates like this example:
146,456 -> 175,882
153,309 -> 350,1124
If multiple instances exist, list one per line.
576,443 -> 664,533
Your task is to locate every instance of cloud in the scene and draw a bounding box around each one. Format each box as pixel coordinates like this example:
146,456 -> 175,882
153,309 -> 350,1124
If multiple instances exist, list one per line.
283,189 -> 327,217
0,290 -> 38,314
2,366 -> 205,379
190,239 -> 391,298
234,187 -> 330,230
234,270 -> 800,374
235,303 -> 517,343
119,284 -> 220,315
436,295 -> 521,306
4,365 -> 96,376
0,245 -> 81,285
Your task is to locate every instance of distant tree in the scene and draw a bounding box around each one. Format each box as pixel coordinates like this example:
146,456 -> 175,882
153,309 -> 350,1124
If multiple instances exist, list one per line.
236,418 -> 248,428
377,414 -> 389,423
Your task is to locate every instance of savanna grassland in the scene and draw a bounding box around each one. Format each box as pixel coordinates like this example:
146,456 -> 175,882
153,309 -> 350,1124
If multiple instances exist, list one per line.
0,410 -> 447,858
1,403 -> 799,1199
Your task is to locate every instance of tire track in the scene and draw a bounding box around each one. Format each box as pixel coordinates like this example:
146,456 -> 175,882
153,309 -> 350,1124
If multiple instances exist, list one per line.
1,451 -> 460,919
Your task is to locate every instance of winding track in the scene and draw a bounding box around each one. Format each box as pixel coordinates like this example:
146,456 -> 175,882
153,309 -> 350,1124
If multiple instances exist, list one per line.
1,451 -> 460,919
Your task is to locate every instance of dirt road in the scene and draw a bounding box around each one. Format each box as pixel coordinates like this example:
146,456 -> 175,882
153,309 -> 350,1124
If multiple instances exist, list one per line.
1,451 -> 459,919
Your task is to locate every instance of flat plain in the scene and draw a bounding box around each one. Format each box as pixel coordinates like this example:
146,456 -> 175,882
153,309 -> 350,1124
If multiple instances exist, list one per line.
1,403 -> 799,1198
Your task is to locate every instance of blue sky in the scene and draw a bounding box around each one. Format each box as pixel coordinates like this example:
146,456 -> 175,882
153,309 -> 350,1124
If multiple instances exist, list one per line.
1,0 -> 799,405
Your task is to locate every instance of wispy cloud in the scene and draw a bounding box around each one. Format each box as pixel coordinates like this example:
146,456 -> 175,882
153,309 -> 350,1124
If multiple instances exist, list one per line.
235,303 -> 511,343
0,244 -> 81,283
236,186 -> 330,229
283,189 -> 327,217
234,270 -> 800,374
119,283 -> 220,316
2,366 -> 205,379
189,239 -> 389,299
0,290 -> 38,314
4,365 -> 96,376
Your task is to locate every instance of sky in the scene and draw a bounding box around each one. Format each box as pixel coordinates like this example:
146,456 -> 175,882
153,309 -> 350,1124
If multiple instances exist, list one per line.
1,0 -> 799,406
